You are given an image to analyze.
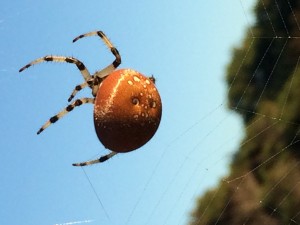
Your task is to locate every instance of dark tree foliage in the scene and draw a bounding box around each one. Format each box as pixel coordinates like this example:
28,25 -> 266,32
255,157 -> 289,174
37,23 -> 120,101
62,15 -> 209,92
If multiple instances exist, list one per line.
227,0 -> 300,123
189,1 -> 300,225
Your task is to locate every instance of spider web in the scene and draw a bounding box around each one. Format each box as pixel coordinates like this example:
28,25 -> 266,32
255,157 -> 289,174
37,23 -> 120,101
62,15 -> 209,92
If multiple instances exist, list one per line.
78,1 -> 300,225
2,1 -> 300,225
80,0 -> 300,225
187,0 -> 300,225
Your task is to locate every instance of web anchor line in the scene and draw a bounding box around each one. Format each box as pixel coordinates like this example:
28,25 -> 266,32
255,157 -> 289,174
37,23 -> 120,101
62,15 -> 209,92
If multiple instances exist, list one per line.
80,167 -> 111,222
251,36 -> 300,39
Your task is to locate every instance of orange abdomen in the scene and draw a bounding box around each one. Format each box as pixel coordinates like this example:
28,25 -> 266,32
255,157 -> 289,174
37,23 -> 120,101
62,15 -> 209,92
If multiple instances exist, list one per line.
94,69 -> 162,152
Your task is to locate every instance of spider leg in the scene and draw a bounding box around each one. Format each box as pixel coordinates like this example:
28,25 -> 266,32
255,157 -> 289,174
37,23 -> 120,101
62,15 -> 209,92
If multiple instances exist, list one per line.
68,76 -> 104,102
68,82 -> 89,102
37,97 -> 95,134
67,77 -> 96,102
72,152 -> 118,166
73,31 -> 121,77
19,55 -> 92,82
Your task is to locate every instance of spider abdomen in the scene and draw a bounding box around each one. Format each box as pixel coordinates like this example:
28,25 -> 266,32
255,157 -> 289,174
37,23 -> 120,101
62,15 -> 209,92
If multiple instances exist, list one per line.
94,69 -> 162,152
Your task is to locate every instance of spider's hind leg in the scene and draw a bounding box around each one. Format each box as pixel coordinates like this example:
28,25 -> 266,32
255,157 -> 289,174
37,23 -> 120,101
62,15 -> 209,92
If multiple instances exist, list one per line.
37,97 -> 95,134
72,152 -> 118,166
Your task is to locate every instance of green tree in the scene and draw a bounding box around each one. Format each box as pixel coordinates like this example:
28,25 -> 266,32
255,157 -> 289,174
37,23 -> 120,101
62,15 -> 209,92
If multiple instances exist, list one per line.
189,1 -> 300,224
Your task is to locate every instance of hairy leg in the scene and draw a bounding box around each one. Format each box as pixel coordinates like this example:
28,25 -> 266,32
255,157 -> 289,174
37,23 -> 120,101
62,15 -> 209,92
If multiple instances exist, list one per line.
72,152 -> 118,166
37,98 -> 95,134
19,55 -> 92,82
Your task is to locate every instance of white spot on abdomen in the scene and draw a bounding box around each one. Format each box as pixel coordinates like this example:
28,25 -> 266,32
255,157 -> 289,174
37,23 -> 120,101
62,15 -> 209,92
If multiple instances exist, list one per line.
133,76 -> 141,82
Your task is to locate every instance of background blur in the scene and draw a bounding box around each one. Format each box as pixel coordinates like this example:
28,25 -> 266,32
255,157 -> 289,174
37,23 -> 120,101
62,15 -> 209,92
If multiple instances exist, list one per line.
191,1 -> 300,224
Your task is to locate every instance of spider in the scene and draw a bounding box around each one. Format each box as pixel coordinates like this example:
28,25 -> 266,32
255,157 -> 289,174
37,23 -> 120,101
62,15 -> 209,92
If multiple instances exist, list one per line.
19,31 -> 162,166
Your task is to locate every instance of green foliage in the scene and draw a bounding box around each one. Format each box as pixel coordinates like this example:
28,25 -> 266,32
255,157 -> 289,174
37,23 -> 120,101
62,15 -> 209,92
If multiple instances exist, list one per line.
226,0 -> 300,123
189,184 -> 229,225
189,0 -> 300,224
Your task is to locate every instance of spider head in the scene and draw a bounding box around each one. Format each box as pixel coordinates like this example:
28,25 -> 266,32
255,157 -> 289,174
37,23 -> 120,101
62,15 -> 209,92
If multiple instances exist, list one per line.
149,75 -> 156,84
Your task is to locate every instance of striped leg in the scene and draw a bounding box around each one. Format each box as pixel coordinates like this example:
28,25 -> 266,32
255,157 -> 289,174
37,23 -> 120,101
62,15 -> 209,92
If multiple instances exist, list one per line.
68,76 -> 103,102
37,98 -> 95,134
68,82 -> 90,102
73,31 -> 121,77
19,55 -> 92,82
72,152 -> 118,166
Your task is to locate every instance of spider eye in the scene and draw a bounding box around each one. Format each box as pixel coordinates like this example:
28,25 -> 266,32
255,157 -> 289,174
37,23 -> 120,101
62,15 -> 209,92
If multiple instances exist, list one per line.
132,97 -> 139,105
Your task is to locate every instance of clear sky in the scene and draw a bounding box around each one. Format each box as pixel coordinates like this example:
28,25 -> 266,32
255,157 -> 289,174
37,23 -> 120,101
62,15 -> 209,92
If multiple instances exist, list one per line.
0,1 -> 255,225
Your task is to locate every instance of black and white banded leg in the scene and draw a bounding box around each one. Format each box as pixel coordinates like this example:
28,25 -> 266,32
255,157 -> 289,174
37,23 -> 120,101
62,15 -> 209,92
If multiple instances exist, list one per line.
68,82 -> 89,102
19,56 -> 92,82
72,151 -> 118,166
73,31 -> 121,93
68,76 -> 104,102
37,98 -> 95,134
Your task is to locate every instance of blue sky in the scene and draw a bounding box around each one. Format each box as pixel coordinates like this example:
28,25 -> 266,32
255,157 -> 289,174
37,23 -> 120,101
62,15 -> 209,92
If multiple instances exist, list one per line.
0,1 -> 255,225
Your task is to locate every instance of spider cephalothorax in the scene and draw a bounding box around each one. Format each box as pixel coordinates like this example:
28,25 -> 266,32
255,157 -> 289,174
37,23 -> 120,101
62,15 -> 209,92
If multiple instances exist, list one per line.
19,31 -> 162,166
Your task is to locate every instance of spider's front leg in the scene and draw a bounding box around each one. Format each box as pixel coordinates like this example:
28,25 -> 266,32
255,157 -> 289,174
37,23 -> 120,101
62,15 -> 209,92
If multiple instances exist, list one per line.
73,31 -> 121,77
19,55 -> 92,82
72,151 -> 118,166
37,98 -> 95,134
